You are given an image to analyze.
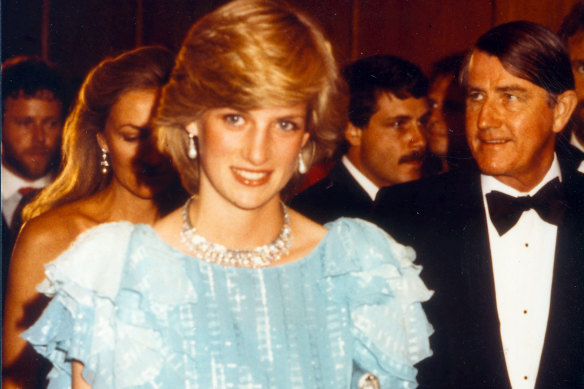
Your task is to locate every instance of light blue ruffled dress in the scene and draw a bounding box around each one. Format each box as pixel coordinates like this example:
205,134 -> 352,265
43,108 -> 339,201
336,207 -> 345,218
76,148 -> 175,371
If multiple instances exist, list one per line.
24,218 -> 433,388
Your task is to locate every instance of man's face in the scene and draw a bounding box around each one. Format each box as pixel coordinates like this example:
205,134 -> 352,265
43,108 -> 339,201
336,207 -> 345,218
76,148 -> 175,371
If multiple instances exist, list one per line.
348,92 -> 429,187
566,31 -> 584,133
465,50 -> 562,191
427,75 -> 466,157
2,91 -> 63,180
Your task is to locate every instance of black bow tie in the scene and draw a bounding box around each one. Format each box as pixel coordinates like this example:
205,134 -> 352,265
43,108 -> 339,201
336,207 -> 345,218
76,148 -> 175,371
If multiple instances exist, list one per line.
486,178 -> 566,236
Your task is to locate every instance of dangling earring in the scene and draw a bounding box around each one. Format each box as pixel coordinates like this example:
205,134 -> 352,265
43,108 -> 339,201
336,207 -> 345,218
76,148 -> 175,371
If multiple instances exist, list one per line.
298,152 -> 308,174
188,133 -> 197,159
100,148 -> 110,174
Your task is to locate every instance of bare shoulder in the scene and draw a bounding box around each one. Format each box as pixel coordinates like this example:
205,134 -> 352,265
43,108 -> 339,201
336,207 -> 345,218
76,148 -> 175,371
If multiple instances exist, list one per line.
14,199 -> 101,267
288,209 -> 328,259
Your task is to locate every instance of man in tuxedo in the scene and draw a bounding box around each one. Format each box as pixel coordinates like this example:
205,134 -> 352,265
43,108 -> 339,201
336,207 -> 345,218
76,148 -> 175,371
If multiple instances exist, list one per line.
558,2 -> 584,172
1,56 -> 67,304
373,21 -> 584,388
291,55 -> 429,223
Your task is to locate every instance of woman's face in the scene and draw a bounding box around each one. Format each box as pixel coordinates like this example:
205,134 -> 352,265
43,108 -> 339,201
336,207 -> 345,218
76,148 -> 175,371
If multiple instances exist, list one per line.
192,103 -> 309,210
98,88 -> 173,199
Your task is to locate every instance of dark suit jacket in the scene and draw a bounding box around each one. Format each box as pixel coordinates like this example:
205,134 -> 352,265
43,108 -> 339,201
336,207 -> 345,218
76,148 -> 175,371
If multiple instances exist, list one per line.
2,189 -> 40,309
372,161 -> 584,389
290,162 -> 373,224
556,133 -> 584,172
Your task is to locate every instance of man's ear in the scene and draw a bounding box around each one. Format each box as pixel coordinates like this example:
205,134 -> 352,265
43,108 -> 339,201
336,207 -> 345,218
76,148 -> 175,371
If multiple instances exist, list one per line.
552,90 -> 577,134
344,123 -> 363,146
96,133 -> 108,151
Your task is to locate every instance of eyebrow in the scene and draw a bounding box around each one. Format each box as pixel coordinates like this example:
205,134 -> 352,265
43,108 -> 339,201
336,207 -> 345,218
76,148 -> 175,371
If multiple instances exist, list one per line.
495,86 -> 528,94
465,85 -> 528,95
385,115 -> 413,121
278,114 -> 306,120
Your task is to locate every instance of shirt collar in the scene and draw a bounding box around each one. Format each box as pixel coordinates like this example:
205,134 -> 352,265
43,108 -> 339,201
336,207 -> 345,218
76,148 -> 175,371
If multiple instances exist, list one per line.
570,131 -> 584,153
481,153 -> 562,198
1,164 -> 51,200
342,155 -> 379,200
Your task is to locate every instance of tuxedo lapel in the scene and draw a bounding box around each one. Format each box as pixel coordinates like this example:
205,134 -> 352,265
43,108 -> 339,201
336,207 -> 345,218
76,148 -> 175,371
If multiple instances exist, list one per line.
290,162 -> 373,224
451,171 -> 511,388
328,163 -> 372,206
535,168 -> 584,388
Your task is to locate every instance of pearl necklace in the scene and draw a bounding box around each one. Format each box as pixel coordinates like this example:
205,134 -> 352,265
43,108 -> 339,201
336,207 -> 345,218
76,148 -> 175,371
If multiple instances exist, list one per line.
180,197 -> 292,268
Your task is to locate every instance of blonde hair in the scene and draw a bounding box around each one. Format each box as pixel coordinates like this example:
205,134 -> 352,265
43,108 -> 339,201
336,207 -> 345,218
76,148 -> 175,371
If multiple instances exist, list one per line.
155,0 -> 347,194
23,46 -> 175,222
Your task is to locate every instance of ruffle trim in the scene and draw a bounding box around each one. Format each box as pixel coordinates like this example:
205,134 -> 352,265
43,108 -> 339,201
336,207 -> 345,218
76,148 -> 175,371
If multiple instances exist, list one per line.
24,219 -> 433,388
321,218 -> 434,387
23,222 -> 192,388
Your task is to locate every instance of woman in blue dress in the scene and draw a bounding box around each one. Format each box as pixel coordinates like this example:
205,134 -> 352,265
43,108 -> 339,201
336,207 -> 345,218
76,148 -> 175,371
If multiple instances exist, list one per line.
24,0 -> 433,387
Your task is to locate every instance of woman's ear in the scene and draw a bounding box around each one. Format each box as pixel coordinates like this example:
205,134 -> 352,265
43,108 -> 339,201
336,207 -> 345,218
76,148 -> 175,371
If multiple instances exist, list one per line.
301,132 -> 310,148
185,122 -> 199,137
96,133 -> 108,151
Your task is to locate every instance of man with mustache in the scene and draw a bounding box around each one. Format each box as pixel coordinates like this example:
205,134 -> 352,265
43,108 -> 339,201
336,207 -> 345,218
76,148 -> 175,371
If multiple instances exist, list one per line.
1,56 -> 67,300
291,55 -> 429,223
373,21 -> 584,388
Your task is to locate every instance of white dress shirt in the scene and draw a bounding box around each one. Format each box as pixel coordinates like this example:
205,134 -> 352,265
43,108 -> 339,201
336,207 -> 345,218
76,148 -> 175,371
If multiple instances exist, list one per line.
481,155 -> 561,389
1,164 -> 51,227
342,156 -> 379,201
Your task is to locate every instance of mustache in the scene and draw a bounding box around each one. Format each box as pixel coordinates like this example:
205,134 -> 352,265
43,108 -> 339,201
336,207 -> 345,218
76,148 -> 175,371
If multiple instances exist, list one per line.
24,148 -> 51,158
398,149 -> 426,164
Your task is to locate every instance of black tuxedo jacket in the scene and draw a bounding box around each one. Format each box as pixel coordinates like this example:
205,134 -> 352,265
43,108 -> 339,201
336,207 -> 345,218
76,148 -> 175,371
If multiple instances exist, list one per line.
372,162 -> 584,389
290,162 -> 373,224
556,133 -> 584,172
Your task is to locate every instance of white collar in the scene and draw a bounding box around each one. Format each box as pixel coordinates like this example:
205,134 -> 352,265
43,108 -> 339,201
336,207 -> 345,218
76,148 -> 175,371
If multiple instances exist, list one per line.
342,155 -> 379,201
481,154 -> 562,198
1,164 -> 51,200
570,131 -> 584,153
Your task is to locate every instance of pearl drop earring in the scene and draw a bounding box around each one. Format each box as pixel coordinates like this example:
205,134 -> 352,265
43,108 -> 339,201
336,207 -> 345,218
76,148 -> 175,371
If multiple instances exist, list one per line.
188,133 -> 197,159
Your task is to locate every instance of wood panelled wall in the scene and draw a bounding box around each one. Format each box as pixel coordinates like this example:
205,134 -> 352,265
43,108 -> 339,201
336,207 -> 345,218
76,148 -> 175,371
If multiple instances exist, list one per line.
1,0 -> 581,81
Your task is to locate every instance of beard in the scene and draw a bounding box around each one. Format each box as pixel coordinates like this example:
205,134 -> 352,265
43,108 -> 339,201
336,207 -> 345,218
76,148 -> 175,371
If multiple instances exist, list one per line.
2,147 -> 59,180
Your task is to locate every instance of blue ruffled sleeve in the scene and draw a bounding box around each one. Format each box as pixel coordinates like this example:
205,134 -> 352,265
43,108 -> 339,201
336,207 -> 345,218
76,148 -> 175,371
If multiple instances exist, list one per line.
22,222 -> 135,389
321,218 -> 434,388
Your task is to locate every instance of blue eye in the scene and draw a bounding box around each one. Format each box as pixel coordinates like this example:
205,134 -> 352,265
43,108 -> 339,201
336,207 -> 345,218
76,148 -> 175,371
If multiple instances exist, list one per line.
224,114 -> 244,126
277,120 -> 299,131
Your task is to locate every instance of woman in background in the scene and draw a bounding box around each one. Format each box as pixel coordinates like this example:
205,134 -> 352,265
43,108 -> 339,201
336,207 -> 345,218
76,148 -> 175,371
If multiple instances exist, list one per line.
3,46 -> 187,389
24,1 -> 432,388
